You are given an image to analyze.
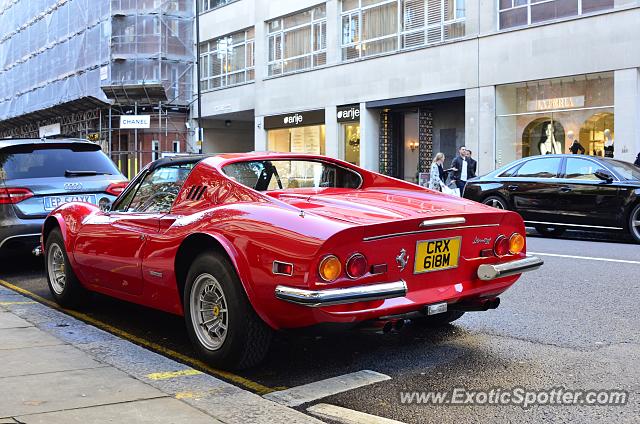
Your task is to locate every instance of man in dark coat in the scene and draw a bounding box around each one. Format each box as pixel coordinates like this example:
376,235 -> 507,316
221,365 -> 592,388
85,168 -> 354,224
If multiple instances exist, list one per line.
465,149 -> 477,179
450,146 -> 468,193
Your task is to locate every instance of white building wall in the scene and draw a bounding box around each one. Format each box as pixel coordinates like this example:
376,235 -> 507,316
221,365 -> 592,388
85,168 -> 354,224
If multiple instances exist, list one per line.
198,1 -> 640,172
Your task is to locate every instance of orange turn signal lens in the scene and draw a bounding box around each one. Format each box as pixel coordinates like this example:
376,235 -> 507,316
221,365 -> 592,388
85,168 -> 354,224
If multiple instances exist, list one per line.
318,255 -> 341,282
509,233 -> 525,255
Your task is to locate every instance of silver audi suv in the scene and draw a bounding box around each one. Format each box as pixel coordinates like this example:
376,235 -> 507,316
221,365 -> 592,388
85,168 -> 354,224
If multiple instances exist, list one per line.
0,139 -> 127,254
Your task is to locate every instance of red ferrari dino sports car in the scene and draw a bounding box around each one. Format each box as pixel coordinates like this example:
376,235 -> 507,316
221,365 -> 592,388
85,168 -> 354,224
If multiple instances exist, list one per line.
39,152 -> 543,369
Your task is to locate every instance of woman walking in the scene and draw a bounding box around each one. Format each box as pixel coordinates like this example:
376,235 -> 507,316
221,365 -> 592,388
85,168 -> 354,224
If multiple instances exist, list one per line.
429,152 -> 447,192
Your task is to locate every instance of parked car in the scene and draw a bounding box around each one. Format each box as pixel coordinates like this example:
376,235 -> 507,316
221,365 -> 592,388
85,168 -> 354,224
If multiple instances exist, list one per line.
463,154 -> 640,242
40,153 -> 543,369
0,139 -> 127,254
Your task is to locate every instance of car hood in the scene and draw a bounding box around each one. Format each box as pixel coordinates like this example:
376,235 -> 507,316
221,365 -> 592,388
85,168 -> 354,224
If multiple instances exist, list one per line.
269,187 -> 490,226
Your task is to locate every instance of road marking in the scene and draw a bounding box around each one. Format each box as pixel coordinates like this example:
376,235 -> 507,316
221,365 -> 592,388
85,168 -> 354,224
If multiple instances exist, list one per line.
307,403 -> 406,424
0,300 -> 37,305
263,370 -> 391,407
528,252 -> 640,265
146,369 -> 203,380
0,278 -> 275,395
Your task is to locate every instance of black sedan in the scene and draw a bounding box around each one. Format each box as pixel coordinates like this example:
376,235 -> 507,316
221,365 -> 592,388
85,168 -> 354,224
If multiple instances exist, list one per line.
463,154 -> 640,243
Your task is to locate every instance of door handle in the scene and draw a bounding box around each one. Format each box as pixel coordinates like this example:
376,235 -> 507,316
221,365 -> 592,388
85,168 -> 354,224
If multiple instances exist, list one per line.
559,186 -> 572,192
507,185 -> 518,191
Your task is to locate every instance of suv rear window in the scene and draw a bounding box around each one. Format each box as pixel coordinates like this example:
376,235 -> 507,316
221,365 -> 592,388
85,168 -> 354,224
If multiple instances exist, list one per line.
0,144 -> 120,180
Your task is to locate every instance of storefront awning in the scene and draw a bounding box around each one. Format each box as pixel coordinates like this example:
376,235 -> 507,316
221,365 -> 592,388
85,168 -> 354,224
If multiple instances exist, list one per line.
366,90 -> 465,109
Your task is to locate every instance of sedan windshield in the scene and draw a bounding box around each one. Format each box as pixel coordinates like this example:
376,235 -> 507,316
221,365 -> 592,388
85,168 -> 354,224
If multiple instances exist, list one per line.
223,160 -> 362,191
608,160 -> 640,181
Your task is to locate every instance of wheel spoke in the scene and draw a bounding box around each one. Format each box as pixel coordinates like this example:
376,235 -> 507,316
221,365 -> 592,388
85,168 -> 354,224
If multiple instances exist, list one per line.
633,219 -> 640,228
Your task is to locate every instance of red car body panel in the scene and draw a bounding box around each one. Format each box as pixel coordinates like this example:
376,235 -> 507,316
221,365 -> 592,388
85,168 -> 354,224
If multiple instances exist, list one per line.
43,153 -> 532,330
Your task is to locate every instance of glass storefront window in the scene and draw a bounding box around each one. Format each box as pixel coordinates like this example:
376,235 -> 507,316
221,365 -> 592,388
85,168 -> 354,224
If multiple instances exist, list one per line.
342,123 -> 361,166
267,126 -> 326,155
496,72 -> 614,168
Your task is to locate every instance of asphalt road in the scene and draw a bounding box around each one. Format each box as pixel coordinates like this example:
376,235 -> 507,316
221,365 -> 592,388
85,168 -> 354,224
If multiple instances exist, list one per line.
1,229 -> 638,423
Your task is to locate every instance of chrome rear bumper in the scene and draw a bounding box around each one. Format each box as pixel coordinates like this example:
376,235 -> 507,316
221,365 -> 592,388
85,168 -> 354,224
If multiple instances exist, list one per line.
275,280 -> 407,307
477,255 -> 543,281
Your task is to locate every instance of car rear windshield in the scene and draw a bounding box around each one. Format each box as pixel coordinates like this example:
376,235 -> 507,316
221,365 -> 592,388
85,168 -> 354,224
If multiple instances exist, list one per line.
223,160 -> 362,191
0,144 -> 120,180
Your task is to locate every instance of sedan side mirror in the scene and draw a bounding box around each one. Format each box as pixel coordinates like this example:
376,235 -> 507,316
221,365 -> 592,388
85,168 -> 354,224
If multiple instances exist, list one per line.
594,170 -> 614,183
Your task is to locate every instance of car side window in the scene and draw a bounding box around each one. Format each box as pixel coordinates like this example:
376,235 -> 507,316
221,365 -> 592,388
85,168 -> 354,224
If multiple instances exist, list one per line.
124,164 -> 193,213
565,158 -> 604,180
513,158 -> 561,178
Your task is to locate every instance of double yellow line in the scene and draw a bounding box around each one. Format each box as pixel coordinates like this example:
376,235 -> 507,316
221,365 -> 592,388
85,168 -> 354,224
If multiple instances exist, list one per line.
0,278 -> 275,395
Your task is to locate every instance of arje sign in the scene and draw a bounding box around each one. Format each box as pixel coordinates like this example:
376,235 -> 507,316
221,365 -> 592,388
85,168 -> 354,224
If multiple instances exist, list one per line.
120,115 -> 151,129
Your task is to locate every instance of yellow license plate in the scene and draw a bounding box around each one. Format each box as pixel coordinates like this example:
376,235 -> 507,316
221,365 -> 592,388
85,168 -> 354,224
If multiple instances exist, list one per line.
414,236 -> 462,274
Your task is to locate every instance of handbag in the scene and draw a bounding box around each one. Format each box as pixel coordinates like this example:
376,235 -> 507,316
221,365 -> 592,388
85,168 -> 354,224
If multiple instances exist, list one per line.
442,184 -> 461,197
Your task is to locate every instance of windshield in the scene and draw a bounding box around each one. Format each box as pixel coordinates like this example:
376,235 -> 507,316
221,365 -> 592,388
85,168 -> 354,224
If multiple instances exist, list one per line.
223,160 -> 362,191
607,160 -> 640,181
0,145 -> 120,180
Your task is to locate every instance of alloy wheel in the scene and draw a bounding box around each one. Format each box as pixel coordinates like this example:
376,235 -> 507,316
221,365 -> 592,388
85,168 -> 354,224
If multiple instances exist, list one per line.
47,243 -> 66,295
631,206 -> 640,241
189,273 -> 229,351
483,198 -> 506,209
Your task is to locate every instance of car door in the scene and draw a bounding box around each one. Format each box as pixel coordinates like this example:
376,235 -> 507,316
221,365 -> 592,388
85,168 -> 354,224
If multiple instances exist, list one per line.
556,157 -> 621,228
74,163 -> 191,295
504,157 -> 563,222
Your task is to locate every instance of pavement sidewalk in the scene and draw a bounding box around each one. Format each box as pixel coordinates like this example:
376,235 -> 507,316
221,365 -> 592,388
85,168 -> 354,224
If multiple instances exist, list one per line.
0,285 -> 322,424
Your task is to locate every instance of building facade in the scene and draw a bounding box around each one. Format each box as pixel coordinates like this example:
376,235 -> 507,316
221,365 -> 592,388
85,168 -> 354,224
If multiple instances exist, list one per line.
197,0 -> 640,182
0,0 -> 195,178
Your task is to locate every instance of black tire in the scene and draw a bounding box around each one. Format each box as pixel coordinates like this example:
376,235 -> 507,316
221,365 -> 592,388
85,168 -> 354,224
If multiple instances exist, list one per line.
411,311 -> 465,327
534,225 -> 566,237
44,228 -> 86,308
629,203 -> 640,243
482,195 -> 508,210
183,251 -> 272,370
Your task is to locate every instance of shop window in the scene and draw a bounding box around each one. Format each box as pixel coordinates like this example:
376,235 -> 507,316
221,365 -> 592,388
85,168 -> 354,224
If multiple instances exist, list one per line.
342,0 -> 466,60
200,27 -> 255,91
343,123 -> 361,165
267,126 -> 326,155
495,72 -> 614,168
498,0 -> 614,30
267,5 -> 327,76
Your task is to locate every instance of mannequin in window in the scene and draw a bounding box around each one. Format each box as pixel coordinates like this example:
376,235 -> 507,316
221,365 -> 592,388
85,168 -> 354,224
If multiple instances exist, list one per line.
539,122 -> 562,155
568,130 -> 585,154
603,129 -> 614,158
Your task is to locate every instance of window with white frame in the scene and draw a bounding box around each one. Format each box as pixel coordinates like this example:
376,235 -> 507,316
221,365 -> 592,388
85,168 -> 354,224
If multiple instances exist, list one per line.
201,0 -> 237,13
341,0 -> 465,61
152,140 -> 160,161
267,5 -> 327,76
498,0 -> 613,30
173,141 -> 181,153
200,28 -> 255,91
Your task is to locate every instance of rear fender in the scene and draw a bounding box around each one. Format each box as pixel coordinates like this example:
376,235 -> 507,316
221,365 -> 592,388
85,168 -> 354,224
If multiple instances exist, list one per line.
176,232 -> 280,328
42,202 -> 99,267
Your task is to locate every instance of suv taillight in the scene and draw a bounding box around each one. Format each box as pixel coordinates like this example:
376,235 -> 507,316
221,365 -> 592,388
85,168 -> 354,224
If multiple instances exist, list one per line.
0,187 -> 34,204
106,182 -> 128,196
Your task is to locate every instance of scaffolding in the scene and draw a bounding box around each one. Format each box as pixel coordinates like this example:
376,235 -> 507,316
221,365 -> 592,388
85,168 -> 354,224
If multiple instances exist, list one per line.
0,0 -> 195,177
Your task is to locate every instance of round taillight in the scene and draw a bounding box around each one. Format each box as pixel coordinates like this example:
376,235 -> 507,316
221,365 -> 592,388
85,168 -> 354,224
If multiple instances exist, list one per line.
346,253 -> 368,279
493,235 -> 510,257
509,233 -> 525,255
318,255 -> 341,282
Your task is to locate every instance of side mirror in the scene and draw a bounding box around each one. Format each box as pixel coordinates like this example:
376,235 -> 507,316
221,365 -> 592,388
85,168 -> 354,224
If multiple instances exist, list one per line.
594,170 -> 614,183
